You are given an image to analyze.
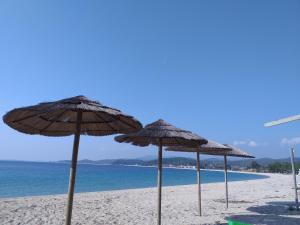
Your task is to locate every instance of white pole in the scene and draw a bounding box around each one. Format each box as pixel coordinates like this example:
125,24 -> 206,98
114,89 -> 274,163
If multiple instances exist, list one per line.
196,152 -> 202,216
157,138 -> 163,225
290,147 -> 299,210
224,155 -> 228,209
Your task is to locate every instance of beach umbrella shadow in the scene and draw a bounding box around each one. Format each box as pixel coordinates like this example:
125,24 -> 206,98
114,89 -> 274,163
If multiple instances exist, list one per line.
247,201 -> 300,216
226,214 -> 300,225
227,201 -> 300,225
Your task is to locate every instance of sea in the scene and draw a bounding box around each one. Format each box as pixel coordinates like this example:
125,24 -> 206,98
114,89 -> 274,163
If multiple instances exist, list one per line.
0,160 -> 268,198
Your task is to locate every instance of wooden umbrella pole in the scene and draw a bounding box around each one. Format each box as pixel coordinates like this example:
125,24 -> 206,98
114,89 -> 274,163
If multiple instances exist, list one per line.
157,138 -> 163,225
65,111 -> 82,225
224,155 -> 228,209
196,152 -> 202,216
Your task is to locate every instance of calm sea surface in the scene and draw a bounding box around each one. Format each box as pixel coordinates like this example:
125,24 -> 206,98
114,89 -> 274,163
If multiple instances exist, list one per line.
0,160 -> 268,198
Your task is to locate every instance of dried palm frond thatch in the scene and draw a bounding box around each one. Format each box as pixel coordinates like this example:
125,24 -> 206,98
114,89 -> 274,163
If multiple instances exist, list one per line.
3,95 -> 142,136
115,119 -> 207,147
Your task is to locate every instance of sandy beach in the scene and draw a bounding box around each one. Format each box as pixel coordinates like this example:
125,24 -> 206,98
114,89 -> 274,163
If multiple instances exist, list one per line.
0,173 -> 299,225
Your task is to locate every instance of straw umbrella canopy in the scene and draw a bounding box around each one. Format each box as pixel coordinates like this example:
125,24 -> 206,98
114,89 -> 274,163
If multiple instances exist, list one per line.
166,140 -> 231,216
200,144 -> 255,158
3,95 -> 142,225
114,119 -> 208,225
167,143 -> 254,211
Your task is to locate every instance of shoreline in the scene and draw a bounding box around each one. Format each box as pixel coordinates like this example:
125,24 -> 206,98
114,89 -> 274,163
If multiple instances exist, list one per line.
114,164 -> 272,175
2,160 -> 296,176
56,161 -> 266,175
53,161 -> 287,176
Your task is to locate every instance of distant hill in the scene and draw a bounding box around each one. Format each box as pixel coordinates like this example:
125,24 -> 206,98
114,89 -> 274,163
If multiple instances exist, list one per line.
201,157 -> 300,166
135,155 -> 157,161
112,159 -> 144,165
142,157 -> 196,166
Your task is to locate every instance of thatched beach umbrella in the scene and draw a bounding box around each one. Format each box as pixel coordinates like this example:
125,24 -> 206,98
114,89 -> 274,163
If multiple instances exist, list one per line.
167,144 -> 254,211
3,95 -> 142,225
166,140 -> 230,216
219,144 -> 255,208
114,119 -> 208,225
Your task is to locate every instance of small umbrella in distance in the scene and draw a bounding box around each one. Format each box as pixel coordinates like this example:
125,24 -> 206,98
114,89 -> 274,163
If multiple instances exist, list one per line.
166,140 -> 231,216
167,143 -> 254,211
221,144 -> 255,208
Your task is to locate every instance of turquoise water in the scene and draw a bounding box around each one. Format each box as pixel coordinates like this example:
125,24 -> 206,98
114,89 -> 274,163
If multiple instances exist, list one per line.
0,160 -> 268,198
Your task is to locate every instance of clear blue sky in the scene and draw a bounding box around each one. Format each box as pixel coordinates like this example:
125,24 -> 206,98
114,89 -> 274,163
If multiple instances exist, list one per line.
0,0 -> 300,161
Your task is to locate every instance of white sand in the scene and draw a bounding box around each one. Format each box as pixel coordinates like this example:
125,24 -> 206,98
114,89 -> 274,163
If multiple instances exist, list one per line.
0,173 -> 299,225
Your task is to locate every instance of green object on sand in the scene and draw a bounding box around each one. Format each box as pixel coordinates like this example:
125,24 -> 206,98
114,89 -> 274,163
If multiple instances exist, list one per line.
228,219 -> 252,225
